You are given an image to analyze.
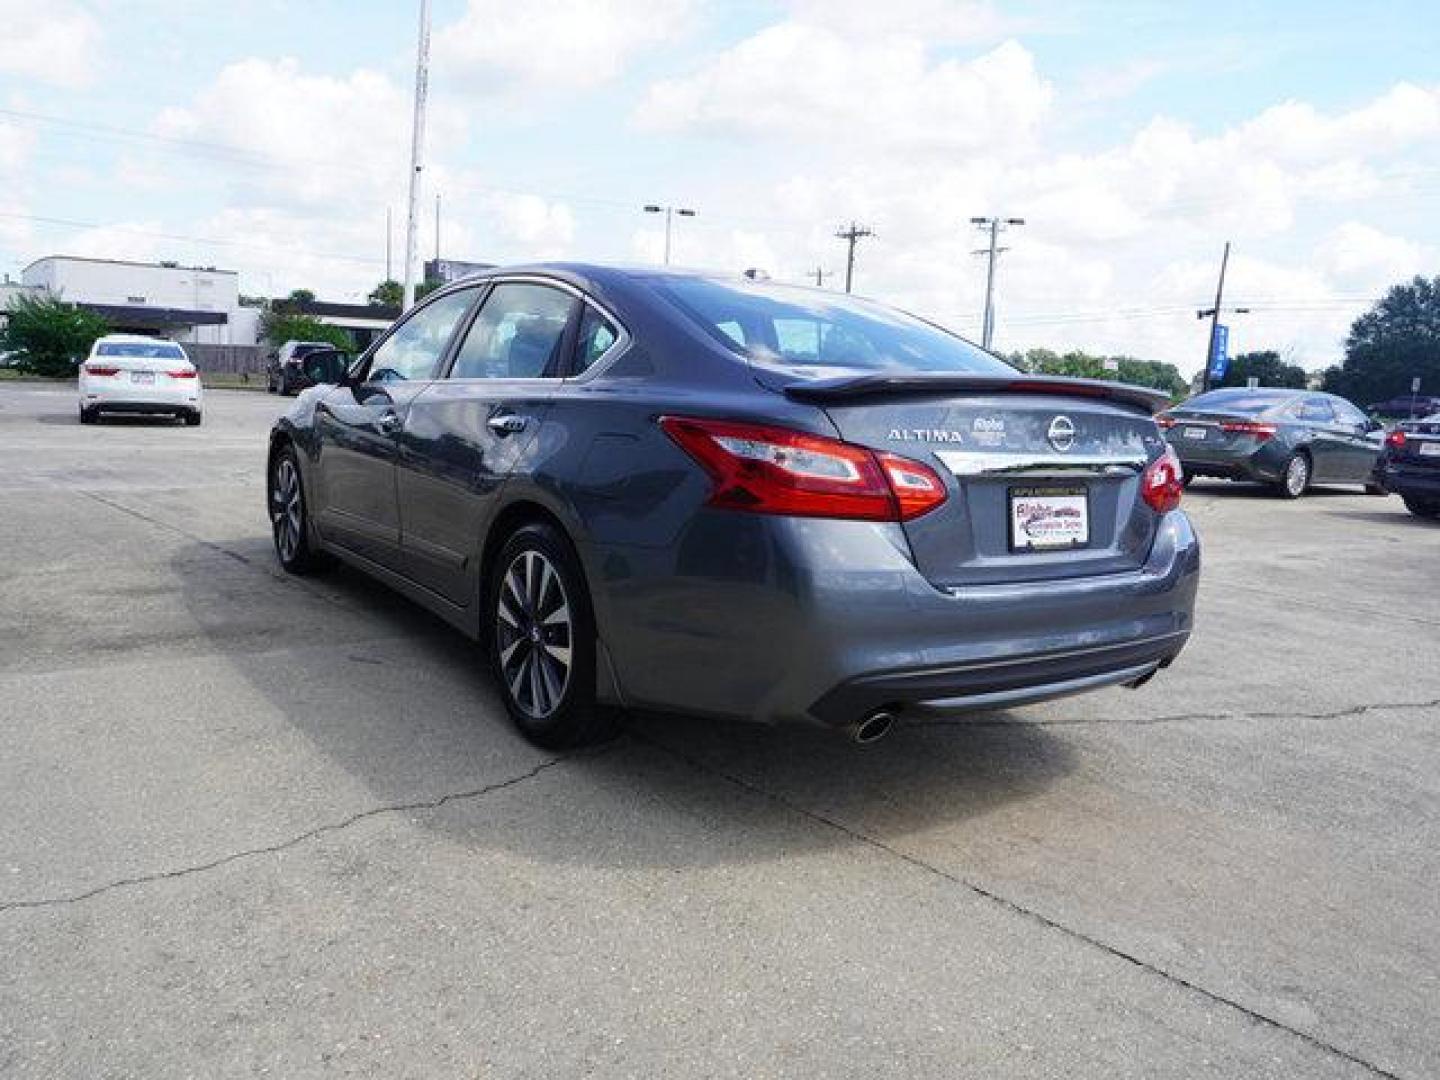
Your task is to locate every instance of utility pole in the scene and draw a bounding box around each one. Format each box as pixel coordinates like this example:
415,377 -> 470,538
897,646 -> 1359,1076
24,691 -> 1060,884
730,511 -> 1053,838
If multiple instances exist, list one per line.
643,204 -> 696,265
401,0 -> 431,311
1196,242 -> 1251,391
970,216 -> 1024,350
809,266 -> 833,288
834,222 -> 874,293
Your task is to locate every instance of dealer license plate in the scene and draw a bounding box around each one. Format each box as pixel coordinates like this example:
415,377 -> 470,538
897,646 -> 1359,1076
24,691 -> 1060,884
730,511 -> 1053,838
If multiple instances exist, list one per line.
1183,426 -> 1207,440
1009,485 -> 1089,552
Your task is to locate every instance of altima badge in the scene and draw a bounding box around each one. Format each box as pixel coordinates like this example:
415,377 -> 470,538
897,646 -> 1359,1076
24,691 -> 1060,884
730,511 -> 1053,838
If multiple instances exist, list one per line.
1047,415 -> 1077,452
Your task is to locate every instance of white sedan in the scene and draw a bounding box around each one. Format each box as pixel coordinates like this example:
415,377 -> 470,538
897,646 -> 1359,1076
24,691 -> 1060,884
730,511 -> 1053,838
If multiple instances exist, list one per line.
78,335 -> 203,426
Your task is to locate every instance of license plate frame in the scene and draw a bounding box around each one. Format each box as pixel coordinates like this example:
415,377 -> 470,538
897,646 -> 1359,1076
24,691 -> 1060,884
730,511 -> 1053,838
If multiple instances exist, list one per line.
1008,484 -> 1090,553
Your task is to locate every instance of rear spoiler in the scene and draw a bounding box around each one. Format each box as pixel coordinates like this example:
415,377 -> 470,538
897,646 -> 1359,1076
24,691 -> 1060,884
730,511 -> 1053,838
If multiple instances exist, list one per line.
781,373 -> 1171,415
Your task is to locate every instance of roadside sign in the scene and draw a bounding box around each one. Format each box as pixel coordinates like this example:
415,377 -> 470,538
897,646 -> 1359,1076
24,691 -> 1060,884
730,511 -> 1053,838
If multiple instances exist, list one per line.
1103,357 -> 1118,373
1207,324 -> 1230,382
1413,377 -> 1422,393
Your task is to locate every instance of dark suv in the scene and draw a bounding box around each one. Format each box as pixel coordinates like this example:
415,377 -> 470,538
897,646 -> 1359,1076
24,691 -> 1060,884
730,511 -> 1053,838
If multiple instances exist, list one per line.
267,341 -> 336,396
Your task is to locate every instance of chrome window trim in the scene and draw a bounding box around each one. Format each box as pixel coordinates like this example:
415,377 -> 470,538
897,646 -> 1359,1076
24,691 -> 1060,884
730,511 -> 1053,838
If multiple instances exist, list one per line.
935,450 -> 1149,477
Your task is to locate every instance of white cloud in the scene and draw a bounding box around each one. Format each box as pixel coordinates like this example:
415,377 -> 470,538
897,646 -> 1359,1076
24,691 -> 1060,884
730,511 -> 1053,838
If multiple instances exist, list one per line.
636,34 -> 1051,155
434,0 -> 693,93
784,0 -> 1019,44
151,57 -> 467,210
0,120 -> 35,172
0,1 -> 102,88
1314,222 -> 1428,290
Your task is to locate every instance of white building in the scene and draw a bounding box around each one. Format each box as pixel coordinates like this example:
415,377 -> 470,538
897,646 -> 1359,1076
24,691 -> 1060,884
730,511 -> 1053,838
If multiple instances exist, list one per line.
21,256 -> 260,346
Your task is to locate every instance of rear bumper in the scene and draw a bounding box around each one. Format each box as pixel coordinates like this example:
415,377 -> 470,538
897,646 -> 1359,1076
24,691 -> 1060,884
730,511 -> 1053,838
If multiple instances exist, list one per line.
592,509 -> 1200,728
1377,460 -> 1440,499
1170,440 -> 1283,482
81,383 -> 202,411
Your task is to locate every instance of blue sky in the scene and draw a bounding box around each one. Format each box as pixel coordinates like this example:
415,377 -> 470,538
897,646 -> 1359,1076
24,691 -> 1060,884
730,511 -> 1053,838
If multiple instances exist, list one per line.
2,0 -> 1437,372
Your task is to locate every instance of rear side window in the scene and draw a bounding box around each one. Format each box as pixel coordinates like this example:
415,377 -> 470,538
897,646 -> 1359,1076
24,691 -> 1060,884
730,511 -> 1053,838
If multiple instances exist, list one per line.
96,342 -> 186,359
573,305 -> 618,374
449,283 -> 576,380
1331,399 -> 1368,427
1297,397 -> 1336,423
366,288 -> 476,383
1185,390 -> 1292,415
655,277 -> 1012,377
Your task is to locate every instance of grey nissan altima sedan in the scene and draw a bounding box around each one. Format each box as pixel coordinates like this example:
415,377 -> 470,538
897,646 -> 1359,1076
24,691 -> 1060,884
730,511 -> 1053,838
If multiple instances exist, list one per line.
267,265 -> 1199,747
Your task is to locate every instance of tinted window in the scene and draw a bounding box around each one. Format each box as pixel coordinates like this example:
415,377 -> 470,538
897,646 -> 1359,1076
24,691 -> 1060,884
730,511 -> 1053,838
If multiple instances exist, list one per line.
573,305 -> 618,374
1184,389 -> 1294,415
450,283 -> 575,380
1332,398 -> 1369,427
656,277 -> 1012,377
366,288 -> 476,383
97,342 -> 186,359
1298,397 -> 1336,423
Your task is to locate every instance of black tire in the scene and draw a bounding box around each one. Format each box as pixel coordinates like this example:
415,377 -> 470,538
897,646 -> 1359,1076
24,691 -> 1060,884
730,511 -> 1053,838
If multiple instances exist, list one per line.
485,522 -> 616,749
267,445 -> 328,574
183,410 -> 202,427
1181,472 -> 1195,489
79,406 -> 97,425
1364,479 -> 1386,496
1276,452 -> 1311,499
1403,496 -> 1440,520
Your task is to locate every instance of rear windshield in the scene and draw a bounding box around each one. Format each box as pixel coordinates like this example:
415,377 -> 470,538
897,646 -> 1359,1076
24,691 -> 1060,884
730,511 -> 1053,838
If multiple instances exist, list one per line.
97,342 -> 186,359
1182,389 -> 1296,415
655,277 -> 1013,378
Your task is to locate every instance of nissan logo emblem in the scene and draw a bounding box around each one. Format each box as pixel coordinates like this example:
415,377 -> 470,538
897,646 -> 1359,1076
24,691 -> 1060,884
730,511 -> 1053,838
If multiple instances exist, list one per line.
1047,415 -> 1076,452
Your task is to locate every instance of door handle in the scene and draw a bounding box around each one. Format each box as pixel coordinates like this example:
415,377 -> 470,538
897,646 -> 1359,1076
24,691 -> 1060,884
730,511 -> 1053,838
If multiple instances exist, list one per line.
487,414 -> 529,435
377,410 -> 402,433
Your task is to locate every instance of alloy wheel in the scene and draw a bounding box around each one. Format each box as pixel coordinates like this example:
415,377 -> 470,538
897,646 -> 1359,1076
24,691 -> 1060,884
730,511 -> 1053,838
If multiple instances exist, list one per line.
1285,455 -> 1310,497
270,456 -> 303,563
495,550 -> 573,719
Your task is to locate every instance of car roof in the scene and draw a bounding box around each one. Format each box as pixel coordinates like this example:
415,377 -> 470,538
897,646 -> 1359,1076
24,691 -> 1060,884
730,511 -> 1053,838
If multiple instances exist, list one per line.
95,333 -> 182,344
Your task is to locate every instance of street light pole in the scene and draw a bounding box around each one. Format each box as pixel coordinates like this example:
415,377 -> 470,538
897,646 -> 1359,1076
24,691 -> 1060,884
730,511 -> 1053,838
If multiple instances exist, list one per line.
401,0 -> 431,311
643,204 -> 696,265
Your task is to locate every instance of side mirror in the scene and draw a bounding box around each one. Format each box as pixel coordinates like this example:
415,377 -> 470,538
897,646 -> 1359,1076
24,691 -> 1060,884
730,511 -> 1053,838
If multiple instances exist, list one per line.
302,349 -> 350,386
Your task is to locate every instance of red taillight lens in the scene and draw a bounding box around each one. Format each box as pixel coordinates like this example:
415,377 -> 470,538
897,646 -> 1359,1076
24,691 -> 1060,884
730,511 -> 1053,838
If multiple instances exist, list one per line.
168,369 -> 197,379
659,416 -> 947,522
1385,429 -> 1407,449
84,364 -> 120,376
1155,415 -> 1177,430
1218,420 -> 1278,441
1141,446 -> 1184,514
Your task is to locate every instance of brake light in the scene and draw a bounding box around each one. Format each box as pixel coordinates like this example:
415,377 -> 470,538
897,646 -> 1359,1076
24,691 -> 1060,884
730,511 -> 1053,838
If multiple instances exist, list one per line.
84,364 -> 120,376
659,416 -> 947,522
168,369 -> 198,379
1141,446 -> 1184,514
1385,429 -> 1407,449
1218,420 -> 1278,441
1155,415 -> 1177,429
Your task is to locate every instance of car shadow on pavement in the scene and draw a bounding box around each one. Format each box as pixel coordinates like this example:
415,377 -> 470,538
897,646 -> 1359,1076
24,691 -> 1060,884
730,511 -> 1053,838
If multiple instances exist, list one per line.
1185,480 -> 1362,499
174,540 -> 1076,870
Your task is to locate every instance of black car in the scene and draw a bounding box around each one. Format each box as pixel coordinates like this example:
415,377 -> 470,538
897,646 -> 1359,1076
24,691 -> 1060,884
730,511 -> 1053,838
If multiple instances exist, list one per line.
1375,413 -> 1440,519
1159,388 -> 1384,498
1368,394 -> 1440,420
267,341 -> 337,395
266,265 -> 1198,749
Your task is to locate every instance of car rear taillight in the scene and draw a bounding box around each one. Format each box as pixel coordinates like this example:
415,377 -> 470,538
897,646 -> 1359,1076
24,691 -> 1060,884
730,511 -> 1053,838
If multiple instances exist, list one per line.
84,364 -> 120,376
1140,446 -> 1184,514
1155,415 -> 1177,430
659,416 -> 947,522
1385,429 -> 1407,449
168,369 -> 198,379
1218,420 -> 1278,441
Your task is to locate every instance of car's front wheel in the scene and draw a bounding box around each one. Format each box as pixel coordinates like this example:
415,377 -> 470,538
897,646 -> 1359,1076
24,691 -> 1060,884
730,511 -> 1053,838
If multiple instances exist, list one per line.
79,405 -> 97,425
1277,452 -> 1311,499
1403,496 -> 1440,520
486,523 -> 616,749
268,446 -> 327,574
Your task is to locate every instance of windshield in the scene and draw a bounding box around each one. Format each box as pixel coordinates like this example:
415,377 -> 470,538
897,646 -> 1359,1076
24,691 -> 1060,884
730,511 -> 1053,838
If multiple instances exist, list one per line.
655,277 -> 1013,379
97,342 -> 187,359
1182,389 -> 1296,415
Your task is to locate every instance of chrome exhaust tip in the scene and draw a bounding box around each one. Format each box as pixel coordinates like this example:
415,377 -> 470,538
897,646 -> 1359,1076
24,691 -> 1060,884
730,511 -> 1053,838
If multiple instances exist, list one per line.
847,710 -> 896,745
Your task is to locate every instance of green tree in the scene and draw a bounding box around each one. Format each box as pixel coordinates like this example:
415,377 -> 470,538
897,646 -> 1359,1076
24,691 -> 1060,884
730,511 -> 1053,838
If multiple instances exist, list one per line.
1321,275 -> 1440,406
1214,350 -> 1309,390
1012,348 -> 1187,399
286,288 -> 317,304
259,306 -> 353,351
368,280 -> 403,307
0,293 -> 109,377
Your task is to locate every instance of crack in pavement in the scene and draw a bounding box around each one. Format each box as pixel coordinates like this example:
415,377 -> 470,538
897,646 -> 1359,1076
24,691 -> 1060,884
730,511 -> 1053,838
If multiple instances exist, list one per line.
911,697 -> 1440,729
631,731 -> 1408,1080
0,756 -> 567,914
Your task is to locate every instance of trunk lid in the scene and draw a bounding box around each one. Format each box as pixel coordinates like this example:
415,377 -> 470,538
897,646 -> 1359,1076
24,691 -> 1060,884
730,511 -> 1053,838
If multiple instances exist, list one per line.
786,376 -> 1168,588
